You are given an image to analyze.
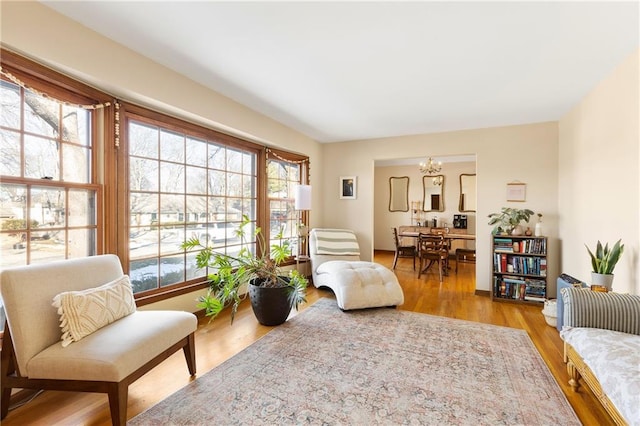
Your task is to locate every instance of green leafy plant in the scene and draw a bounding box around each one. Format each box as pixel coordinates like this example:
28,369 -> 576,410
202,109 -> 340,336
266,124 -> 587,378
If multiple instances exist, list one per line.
181,215 -> 307,324
487,208 -> 535,234
585,239 -> 624,275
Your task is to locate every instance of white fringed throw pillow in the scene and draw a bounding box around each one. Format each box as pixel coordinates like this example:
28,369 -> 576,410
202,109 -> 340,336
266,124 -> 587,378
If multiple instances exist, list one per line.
52,275 -> 136,347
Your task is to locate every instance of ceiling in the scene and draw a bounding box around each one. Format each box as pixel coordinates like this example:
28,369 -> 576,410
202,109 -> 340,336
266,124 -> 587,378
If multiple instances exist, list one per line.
42,1 -> 638,143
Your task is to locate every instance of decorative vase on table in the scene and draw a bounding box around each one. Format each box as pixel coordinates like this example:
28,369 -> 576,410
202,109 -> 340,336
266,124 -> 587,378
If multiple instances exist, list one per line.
511,225 -> 524,236
534,222 -> 543,237
591,273 -> 614,291
535,214 -> 543,237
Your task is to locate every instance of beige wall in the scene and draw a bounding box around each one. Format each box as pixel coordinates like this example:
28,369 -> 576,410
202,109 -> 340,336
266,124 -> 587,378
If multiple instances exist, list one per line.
1,2 -> 323,312
1,2 -> 324,223
322,122 -> 560,295
4,2 -> 636,302
559,49 -> 639,295
374,162 -> 477,251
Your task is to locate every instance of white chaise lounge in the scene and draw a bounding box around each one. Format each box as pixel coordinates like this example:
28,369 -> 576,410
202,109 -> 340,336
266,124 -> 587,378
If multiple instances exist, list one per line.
309,228 -> 404,310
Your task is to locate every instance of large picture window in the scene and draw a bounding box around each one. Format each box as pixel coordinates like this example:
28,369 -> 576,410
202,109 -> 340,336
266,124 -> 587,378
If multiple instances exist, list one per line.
124,111 -> 260,295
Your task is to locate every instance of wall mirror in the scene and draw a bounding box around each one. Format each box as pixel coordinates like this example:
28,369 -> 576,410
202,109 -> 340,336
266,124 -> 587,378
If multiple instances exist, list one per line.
422,175 -> 444,212
388,176 -> 409,212
459,173 -> 477,212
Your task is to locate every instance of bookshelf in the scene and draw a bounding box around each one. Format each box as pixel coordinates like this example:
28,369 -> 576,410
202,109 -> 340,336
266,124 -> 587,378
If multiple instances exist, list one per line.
491,235 -> 548,304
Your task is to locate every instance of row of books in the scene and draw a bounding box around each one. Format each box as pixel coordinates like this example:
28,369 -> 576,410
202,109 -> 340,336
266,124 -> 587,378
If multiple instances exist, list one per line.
493,253 -> 547,276
493,276 -> 546,302
493,238 -> 546,255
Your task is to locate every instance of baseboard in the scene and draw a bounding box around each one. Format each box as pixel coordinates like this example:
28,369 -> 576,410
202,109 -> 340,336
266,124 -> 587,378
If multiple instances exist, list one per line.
475,289 -> 490,297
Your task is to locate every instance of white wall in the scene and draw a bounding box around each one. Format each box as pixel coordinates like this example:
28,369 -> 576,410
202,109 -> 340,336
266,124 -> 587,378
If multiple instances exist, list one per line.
374,162 -> 477,251
559,49 -> 639,295
322,122 -> 559,295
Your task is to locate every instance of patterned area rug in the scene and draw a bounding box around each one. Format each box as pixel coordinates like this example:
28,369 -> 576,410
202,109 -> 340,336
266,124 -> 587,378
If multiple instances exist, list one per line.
130,298 -> 579,425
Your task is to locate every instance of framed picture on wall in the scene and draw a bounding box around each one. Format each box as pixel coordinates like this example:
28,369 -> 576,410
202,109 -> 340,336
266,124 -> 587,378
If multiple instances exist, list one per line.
506,182 -> 526,202
340,176 -> 357,200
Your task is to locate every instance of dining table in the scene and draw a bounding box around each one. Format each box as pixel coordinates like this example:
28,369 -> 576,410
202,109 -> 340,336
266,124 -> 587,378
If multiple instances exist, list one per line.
398,227 -> 476,276
398,230 -> 476,241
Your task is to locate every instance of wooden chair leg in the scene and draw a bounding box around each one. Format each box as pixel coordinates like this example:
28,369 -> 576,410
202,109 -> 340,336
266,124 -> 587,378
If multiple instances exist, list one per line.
183,333 -> 196,376
392,252 -> 399,269
0,385 -> 10,420
1,321 -> 15,419
107,381 -> 128,426
566,360 -> 581,392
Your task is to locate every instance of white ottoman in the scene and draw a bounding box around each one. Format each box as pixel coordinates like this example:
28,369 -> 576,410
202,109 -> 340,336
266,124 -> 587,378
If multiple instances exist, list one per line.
314,261 -> 405,310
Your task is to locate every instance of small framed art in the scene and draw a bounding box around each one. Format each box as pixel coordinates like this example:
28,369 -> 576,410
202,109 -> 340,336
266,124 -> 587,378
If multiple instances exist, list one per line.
340,176 -> 356,199
506,182 -> 526,202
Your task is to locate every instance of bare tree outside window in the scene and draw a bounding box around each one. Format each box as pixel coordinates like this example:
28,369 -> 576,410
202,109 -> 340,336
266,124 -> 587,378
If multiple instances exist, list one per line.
0,78 -> 97,270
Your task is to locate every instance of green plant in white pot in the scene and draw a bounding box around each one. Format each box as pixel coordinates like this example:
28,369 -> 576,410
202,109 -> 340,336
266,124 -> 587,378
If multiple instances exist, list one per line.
585,239 -> 624,290
181,215 -> 307,326
487,208 -> 535,235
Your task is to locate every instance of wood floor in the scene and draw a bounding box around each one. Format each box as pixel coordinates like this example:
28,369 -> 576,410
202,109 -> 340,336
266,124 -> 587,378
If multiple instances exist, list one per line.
4,251 -> 612,425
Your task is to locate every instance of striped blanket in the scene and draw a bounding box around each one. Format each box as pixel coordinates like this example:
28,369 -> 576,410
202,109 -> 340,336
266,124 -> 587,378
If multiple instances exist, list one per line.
313,229 -> 361,256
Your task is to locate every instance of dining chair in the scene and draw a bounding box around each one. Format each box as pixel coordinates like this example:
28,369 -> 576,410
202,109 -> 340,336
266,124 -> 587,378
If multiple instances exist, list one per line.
392,227 -> 416,270
417,233 -> 449,282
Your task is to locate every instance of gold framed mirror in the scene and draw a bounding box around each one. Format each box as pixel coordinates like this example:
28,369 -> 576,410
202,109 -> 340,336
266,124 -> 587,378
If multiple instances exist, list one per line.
388,176 -> 409,212
459,173 -> 476,212
422,175 -> 444,212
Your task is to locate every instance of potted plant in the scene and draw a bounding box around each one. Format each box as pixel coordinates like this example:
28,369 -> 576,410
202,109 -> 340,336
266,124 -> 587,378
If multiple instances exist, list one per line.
181,215 -> 307,326
585,239 -> 624,290
487,207 -> 535,235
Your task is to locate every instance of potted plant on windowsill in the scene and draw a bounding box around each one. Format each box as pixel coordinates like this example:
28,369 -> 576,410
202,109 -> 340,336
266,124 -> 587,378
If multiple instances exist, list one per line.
585,239 -> 624,290
487,207 -> 535,235
181,215 -> 307,326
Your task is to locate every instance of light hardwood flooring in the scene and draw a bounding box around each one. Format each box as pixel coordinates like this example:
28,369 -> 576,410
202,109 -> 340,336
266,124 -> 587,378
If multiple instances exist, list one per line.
3,251 -> 612,425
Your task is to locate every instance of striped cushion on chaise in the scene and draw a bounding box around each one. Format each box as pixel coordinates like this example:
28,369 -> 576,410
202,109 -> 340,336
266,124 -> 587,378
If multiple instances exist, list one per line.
313,228 -> 361,256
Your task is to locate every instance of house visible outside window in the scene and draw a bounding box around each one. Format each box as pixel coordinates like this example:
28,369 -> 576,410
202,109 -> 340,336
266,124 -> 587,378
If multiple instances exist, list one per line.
0,66 -> 103,270
266,150 -> 309,259
125,113 -> 259,295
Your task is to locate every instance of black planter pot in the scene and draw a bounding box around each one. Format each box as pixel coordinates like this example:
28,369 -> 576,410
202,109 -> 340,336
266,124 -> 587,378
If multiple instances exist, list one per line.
248,278 -> 292,326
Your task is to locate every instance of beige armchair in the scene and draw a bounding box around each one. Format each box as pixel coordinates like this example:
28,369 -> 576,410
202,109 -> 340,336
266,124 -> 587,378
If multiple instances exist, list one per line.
0,255 -> 197,425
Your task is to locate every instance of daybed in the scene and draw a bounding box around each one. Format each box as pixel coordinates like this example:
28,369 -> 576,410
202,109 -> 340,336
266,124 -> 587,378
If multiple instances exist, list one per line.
309,228 -> 404,310
560,287 -> 640,425
1,255 -> 197,425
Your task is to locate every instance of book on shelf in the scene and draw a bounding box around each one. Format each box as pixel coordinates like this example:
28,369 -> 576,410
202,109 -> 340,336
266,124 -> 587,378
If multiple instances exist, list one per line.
492,235 -> 547,303
494,238 -> 514,253
540,259 -> 547,276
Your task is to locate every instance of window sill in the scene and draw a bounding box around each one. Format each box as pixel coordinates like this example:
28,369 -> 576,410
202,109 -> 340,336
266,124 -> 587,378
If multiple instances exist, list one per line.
135,280 -> 209,307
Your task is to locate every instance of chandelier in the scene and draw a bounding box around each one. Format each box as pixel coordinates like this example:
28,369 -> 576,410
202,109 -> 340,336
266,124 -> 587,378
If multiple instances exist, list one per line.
432,176 -> 443,186
419,157 -> 442,174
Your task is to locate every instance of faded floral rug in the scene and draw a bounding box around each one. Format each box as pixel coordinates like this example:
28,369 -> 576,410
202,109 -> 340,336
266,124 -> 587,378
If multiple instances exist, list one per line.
130,298 -> 579,425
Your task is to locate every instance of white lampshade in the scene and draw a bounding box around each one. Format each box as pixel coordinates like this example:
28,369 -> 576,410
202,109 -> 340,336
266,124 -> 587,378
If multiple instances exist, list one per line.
294,185 -> 312,211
